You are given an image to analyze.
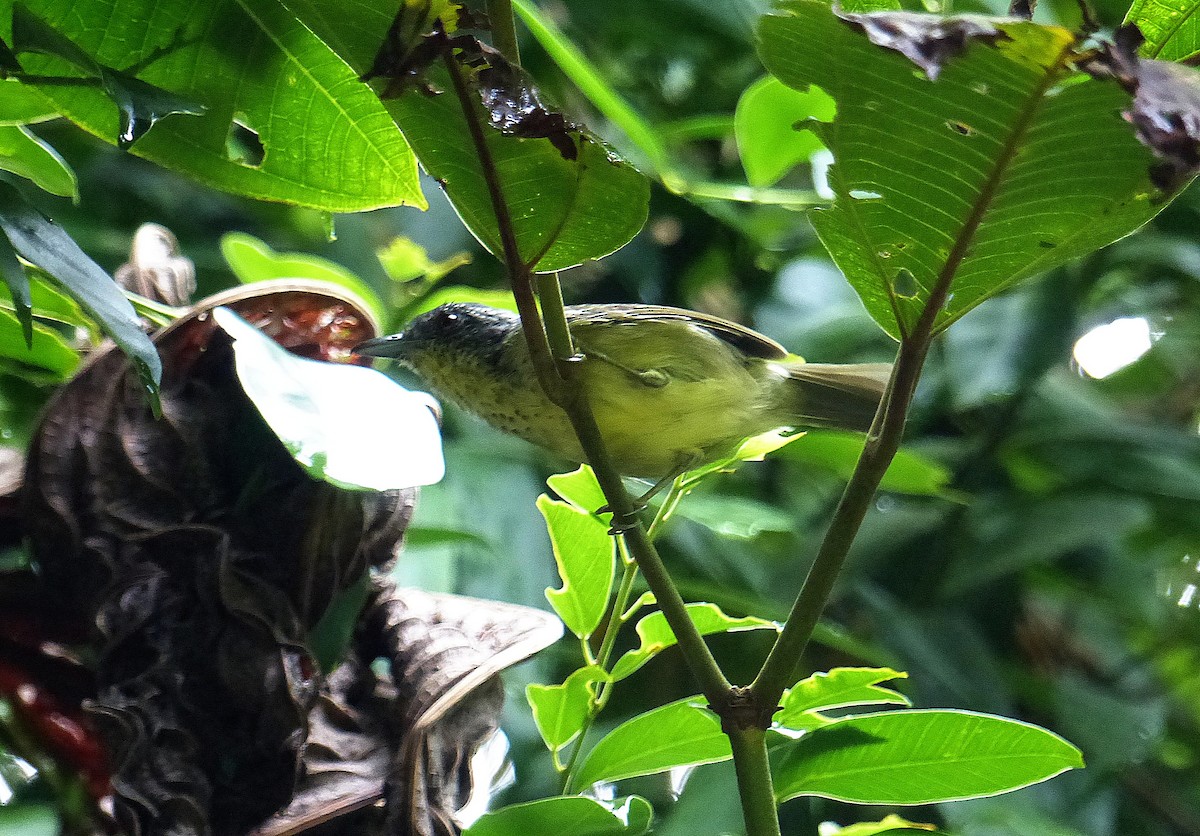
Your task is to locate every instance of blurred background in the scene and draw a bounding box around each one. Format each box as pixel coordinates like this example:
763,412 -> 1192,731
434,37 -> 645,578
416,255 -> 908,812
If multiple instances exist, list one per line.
3,0 -> 1200,833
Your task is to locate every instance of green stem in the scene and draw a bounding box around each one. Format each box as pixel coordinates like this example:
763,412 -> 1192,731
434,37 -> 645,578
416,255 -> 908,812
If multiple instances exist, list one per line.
441,51 -> 562,403
751,206 -> 962,708
486,0 -> 521,65
749,338 -> 924,708
729,726 -> 782,836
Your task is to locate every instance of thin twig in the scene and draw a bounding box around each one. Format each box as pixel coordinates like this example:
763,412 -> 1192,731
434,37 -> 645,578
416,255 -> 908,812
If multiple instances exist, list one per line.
439,42 -> 732,712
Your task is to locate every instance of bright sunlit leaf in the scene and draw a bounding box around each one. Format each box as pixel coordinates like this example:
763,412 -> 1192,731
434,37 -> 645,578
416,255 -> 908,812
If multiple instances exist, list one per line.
214,307 -> 444,491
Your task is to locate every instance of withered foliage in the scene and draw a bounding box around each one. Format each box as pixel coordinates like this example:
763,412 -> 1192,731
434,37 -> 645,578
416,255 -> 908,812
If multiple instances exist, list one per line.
834,10 -> 1006,81
9,281 -> 560,835
363,2 -> 581,160
1081,26 -> 1200,192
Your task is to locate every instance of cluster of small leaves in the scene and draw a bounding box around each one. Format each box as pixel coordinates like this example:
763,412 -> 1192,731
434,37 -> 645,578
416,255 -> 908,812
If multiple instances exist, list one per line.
497,464 -> 1080,834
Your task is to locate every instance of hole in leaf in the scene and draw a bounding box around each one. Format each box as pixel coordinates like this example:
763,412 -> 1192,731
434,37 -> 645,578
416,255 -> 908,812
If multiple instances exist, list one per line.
877,250 -> 892,259
1039,240 -> 1056,249
946,120 -> 974,136
895,242 -> 908,250
226,116 -> 265,167
972,82 -> 989,95
848,189 -> 882,200
893,268 -> 918,297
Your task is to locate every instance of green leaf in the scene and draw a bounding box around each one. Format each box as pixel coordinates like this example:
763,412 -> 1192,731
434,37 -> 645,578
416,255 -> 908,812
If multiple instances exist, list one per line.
403,285 -> 520,319
681,428 -> 809,484
0,124 -> 76,198
610,603 -> 777,682
3,266 -> 89,329
547,465 -> 609,515
773,709 -> 1084,805
12,0 -> 423,212
1125,0 -> 1200,61
376,236 -> 471,284
213,307 -> 444,490
0,180 -> 160,396
0,306 -> 78,380
0,228 -> 28,342
759,3 -> 1172,340
537,495 -> 615,637
782,430 -> 957,497
0,804 -> 59,836
775,667 -> 910,734
571,697 -> 730,791
465,795 -> 652,836
220,232 -> 384,324
526,665 -> 608,759
822,815 -> 938,835
0,81 -> 56,125
404,525 -> 492,550
735,75 -> 834,187
387,62 -> 650,272
9,3 -> 206,148
673,493 -> 794,539
306,568 -> 372,673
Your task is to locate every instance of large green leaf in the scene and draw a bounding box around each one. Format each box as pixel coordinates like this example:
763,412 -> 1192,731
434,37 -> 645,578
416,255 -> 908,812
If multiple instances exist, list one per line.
388,63 -> 650,272
0,124 -> 75,198
1125,0 -> 1200,61
2,0 -> 423,211
0,80 -> 55,124
281,0 -> 650,270
773,709 -> 1083,804
465,796 -> 652,836
758,3 -> 1176,340
213,307 -> 444,490
570,697 -> 731,792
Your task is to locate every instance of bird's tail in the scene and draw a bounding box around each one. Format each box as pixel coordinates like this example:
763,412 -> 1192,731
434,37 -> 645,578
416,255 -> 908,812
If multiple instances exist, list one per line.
783,362 -> 892,432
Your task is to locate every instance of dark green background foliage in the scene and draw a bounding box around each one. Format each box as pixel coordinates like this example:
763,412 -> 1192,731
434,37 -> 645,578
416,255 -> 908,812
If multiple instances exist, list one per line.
1,0 -> 1199,834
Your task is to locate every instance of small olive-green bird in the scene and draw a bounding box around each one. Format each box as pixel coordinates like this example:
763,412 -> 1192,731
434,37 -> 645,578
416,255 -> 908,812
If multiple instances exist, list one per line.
355,303 -> 890,480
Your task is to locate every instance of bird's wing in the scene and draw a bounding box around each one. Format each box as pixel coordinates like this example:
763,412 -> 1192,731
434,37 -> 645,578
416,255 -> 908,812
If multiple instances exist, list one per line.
565,303 -> 788,360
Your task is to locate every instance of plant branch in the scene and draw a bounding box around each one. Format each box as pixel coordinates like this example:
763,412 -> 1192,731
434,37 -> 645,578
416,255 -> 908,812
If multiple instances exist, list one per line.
440,44 -> 732,712
750,337 -> 925,708
751,213 -> 964,710
441,51 -> 561,401
485,0 -> 521,65
728,727 -> 782,836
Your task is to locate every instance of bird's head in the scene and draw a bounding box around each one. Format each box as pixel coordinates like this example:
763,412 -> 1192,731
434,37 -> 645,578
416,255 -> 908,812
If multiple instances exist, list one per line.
354,303 -> 518,370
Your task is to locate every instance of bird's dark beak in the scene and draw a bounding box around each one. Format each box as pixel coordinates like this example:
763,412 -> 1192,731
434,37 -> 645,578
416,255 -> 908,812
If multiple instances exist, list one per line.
353,333 -> 412,359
